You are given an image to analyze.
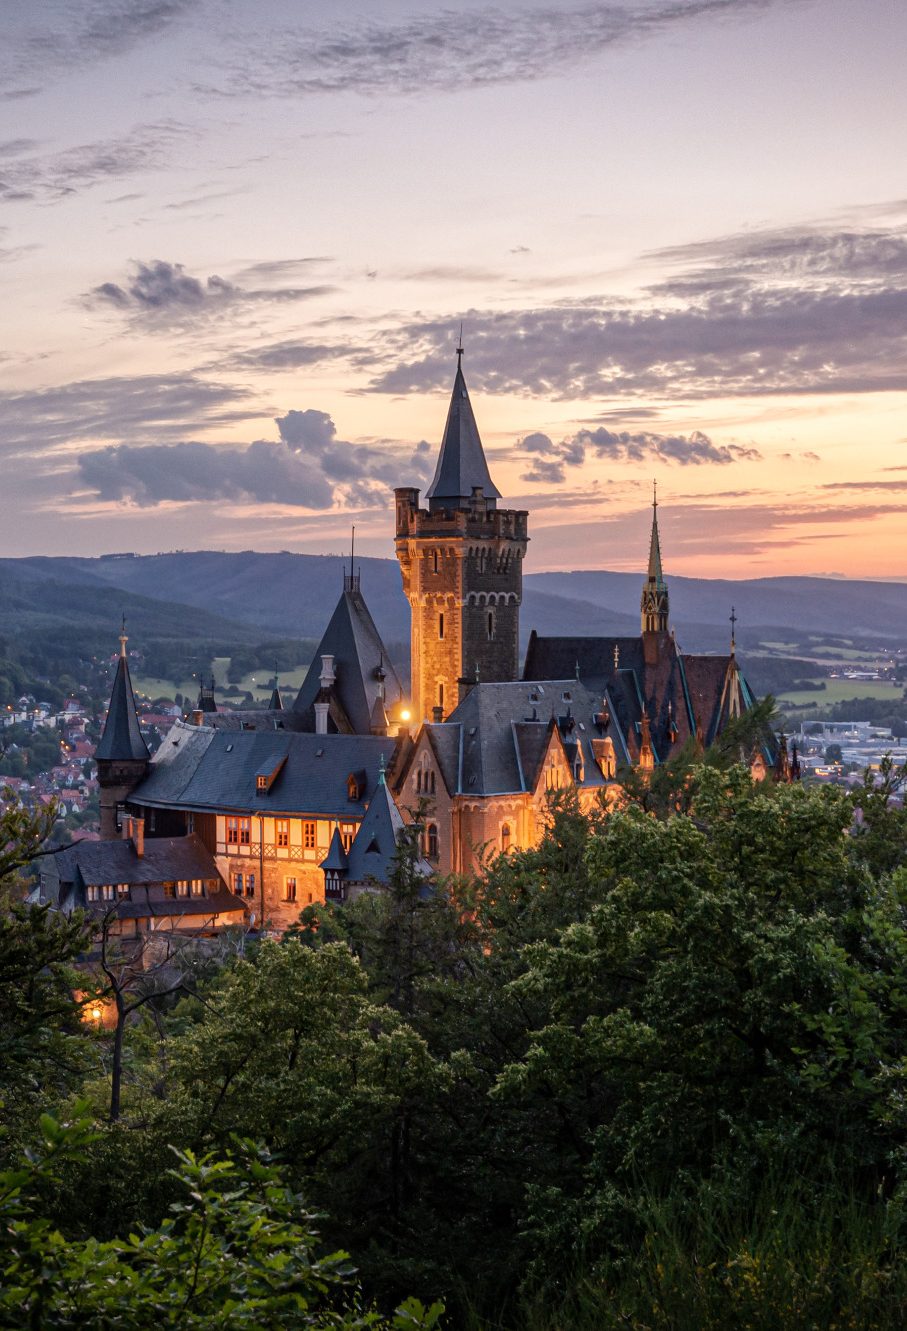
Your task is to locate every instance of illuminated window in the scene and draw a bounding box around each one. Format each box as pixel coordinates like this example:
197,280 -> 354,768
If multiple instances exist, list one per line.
190,879 -> 204,896
303,821 -> 316,849
238,817 -> 250,845
101,884 -> 115,901
226,817 -> 239,845
176,880 -> 189,897
276,818 -> 289,848
285,877 -> 297,902
341,822 -> 355,852
116,883 -> 129,898
86,885 -> 99,902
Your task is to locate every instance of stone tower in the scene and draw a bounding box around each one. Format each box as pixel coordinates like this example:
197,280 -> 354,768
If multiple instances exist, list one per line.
395,349 -> 528,722
95,621 -> 150,838
640,485 -> 670,665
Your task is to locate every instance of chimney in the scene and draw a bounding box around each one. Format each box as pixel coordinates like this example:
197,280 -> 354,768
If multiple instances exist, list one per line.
432,705 -> 444,724
121,814 -> 133,842
314,701 -> 329,735
133,816 -> 145,857
319,655 -> 336,689
191,708 -> 204,726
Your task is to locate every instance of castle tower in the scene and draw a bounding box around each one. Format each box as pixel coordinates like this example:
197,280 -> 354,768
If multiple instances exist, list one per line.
395,347 -> 528,722
640,485 -> 670,665
95,621 -> 150,838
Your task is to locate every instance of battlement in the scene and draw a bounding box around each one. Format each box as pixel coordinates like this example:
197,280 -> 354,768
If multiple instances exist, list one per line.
395,487 -> 528,543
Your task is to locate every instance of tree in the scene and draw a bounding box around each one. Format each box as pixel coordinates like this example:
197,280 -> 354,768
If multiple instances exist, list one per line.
825,742 -> 844,764
0,1106 -> 444,1329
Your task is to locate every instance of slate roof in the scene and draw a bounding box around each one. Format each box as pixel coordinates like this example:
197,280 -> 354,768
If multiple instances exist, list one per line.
45,833 -> 244,920
132,720 -> 398,816
292,584 -> 404,734
425,359 -> 501,511
523,630 -> 757,765
320,827 -> 349,873
95,654 -> 149,763
411,679 -> 623,797
344,776 -> 431,886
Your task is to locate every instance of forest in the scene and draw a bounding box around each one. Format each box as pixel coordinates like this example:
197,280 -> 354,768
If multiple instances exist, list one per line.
3,747 -> 907,1328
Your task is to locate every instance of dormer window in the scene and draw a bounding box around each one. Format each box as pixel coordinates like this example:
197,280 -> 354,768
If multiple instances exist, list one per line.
347,770 -> 366,801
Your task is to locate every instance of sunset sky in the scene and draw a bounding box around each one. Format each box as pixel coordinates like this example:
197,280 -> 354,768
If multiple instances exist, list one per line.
2,0 -> 906,578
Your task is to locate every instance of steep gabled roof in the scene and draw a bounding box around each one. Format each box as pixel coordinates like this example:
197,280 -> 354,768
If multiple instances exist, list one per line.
292,584 -> 403,734
425,358 -> 501,511
345,773 -> 429,886
95,649 -> 149,763
320,826 -> 349,873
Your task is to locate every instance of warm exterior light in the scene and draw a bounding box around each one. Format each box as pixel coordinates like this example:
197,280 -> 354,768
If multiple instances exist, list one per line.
401,709 -> 411,721
91,1006 -> 102,1021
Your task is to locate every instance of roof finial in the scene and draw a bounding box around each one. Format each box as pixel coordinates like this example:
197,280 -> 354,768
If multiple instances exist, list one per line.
119,613 -> 128,659
730,605 -> 738,656
653,478 -> 657,511
378,752 -> 386,786
350,524 -> 355,581
613,643 -> 620,671
456,323 -> 464,369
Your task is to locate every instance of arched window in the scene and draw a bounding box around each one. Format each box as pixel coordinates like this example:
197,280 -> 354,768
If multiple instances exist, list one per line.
429,770 -> 436,795
501,823 -> 511,853
426,823 -> 439,859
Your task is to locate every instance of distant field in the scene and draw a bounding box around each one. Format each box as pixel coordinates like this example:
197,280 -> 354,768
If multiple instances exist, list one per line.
133,655 -> 312,705
779,678 -> 904,709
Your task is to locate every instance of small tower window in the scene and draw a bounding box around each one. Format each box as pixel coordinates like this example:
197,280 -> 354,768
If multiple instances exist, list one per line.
501,823 -> 511,853
438,682 -> 444,709
439,612 -> 445,640
433,549 -> 439,573
426,823 -> 439,859
487,610 -> 495,641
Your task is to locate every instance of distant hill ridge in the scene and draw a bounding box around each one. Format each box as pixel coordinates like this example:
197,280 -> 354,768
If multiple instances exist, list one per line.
4,552 -> 907,654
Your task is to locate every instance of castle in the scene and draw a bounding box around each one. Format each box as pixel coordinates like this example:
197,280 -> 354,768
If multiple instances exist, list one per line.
82,350 -> 775,931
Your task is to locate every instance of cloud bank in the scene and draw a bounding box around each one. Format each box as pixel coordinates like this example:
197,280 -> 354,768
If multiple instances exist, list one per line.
520,426 -> 760,482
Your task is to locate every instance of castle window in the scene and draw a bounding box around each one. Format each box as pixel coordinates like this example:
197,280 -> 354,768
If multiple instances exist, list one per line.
430,770 -> 436,795
487,610 -> 495,641
425,823 -> 439,859
438,682 -> 444,709
501,824 -> 511,852
245,873 -> 255,898
285,877 -> 297,902
233,872 -> 243,894
303,821 -> 316,850
439,612 -> 445,640
87,884 -> 99,902
163,883 -> 175,898
176,879 -> 189,897
341,822 -> 356,852
433,550 -> 439,573
190,879 -> 204,896
276,818 -> 289,848
102,884 -> 115,901
116,883 -> 130,899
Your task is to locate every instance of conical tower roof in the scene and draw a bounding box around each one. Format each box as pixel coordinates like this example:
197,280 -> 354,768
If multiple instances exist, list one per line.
425,350 -> 501,511
95,626 -> 149,763
646,487 -> 666,591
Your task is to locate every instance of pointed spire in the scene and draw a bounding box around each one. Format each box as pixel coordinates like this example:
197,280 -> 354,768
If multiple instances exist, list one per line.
95,625 -> 149,763
730,606 -> 738,657
425,346 -> 502,512
641,482 -> 670,634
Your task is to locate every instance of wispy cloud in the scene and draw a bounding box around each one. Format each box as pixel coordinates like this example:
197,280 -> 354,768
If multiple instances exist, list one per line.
368,214 -> 907,401
519,425 -> 760,482
70,402 -> 436,511
0,373 -> 257,454
205,0 -> 794,100
0,1 -> 199,94
0,122 -> 190,204
85,259 -> 336,327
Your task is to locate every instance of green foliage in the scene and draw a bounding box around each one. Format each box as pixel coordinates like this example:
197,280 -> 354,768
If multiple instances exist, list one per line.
0,1106 -> 444,1329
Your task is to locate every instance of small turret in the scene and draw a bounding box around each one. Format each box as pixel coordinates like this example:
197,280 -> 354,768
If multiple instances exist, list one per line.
641,483 -> 669,636
95,619 -> 150,839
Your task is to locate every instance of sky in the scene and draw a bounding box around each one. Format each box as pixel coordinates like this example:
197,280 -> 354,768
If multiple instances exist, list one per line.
1,0 -> 906,579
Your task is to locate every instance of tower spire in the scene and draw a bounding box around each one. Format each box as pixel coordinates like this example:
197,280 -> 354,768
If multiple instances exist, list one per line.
424,347 -> 502,512
119,613 -> 128,659
730,605 -> 738,656
641,483 -> 669,635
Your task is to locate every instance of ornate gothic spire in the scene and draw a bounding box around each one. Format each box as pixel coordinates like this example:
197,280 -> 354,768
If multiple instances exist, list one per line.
95,625 -> 149,763
640,482 -> 669,634
425,344 -> 502,512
